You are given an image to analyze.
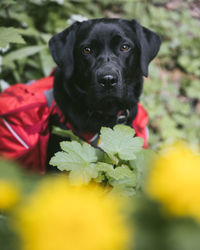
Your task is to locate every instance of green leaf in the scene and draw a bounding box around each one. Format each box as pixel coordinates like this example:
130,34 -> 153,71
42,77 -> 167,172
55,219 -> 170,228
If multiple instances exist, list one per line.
109,172 -> 137,197
0,215 -> 20,250
99,125 -> 144,161
186,80 -> 200,99
40,48 -> 56,76
97,162 -> 136,181
60,141 -> 97,163
130,149 -> 156,190
3,45 -> 46,65
0,27 -> 25,48
110,185 -> 136,197
104,152 -> 119,165
96,162 -> 137,197
109,170 -> 137,197
0,160 -> 23,182
49,141 -> 98,184
95,162 -> 115,177
52,126 -> 84,144
68,163 -> 98,184
112,165 -> 137,181
110,168 -> 137,186
94,172 -> 106,183
96,162 -> 137,195
166,218 -> 200,250
16,27 -> 40,37
0,0 -> 16,5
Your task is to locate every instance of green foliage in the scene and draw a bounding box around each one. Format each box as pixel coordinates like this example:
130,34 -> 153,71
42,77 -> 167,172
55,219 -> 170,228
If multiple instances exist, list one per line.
0,27 -> 25,48
132,195 -> 200,250
119,0 -> 200,149
0,215 -> 20,250
50,125 -> 151,196
50,141 -> 99,183
100,125 -> 144,161
0,160 -> 43,195
141,63 -> 200,149
0,0 -> 103,83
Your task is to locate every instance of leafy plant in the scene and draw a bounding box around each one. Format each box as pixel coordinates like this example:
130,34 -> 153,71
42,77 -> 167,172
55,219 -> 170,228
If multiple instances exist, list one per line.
50,124 -> 153,197
0,27 -> 25,48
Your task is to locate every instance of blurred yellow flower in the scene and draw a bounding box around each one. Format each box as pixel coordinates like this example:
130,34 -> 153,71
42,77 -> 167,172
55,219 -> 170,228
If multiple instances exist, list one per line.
0,180 -> 20,210
146,142 -> 200,221
15,176 -> 130,250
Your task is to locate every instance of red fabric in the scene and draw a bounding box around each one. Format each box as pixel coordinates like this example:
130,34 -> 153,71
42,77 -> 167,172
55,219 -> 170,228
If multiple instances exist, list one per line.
0,76 -> 54,173
132,103 -> 149,148
0,75 -> 149,173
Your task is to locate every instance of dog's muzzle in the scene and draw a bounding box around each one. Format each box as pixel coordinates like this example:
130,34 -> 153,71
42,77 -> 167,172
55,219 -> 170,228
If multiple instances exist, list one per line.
97,73 -> 118,89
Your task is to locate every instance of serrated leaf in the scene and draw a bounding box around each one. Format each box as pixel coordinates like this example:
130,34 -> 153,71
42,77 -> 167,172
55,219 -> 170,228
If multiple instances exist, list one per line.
112,165 -> 137,181
96,162 -> 137,196
0,27 -> 25,48
49,141 -> 98,184
68,163 -> 98,184
109,167 -> 137,197
96,162 -> 136,182
99,125 -> 144,161
60,141 -> 97,163
95,162 -> 115,176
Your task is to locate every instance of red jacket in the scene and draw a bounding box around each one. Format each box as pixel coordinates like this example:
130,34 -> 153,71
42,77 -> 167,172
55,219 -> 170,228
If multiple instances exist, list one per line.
0,75 -> 149,173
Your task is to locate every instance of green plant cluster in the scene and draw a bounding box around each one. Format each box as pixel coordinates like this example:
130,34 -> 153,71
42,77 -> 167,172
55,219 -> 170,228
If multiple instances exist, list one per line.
0,0 -> 199,149
131,195 -> 200,250
50,125 -> 152,197
0,0 -> 103,83
131,1 -> 200,149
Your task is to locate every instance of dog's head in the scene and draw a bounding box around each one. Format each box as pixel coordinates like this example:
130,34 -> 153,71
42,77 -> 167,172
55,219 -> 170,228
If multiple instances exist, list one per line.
49,19 -> 161,131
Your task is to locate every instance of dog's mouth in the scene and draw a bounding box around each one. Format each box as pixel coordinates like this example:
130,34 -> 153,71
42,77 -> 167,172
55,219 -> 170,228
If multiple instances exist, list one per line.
94,97 -> 124,114
89,97 -> 126,119
87,97 -> 130,125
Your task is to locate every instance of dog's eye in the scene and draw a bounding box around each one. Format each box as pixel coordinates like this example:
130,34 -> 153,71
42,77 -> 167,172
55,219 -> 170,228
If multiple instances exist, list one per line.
82,47 -> 92,55
120,44 -> 130,51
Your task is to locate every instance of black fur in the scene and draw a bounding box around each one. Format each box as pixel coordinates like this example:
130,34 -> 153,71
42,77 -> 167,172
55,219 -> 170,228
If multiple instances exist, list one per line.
47,18 -> 161,164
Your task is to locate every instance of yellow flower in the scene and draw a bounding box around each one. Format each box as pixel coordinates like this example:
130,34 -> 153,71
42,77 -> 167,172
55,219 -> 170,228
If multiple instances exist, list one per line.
0,180 -> 20,210
145,142 -> 200,221
15,176 -> 130,250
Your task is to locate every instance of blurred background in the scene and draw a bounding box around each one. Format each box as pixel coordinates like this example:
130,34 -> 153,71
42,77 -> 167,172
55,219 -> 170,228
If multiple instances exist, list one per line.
0,0 -> 200,150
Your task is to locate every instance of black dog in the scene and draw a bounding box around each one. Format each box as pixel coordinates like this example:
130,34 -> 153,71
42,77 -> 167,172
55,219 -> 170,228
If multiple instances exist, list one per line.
46,18 -> 161,164
49,18 -> 161,133
0,18 -> 161,171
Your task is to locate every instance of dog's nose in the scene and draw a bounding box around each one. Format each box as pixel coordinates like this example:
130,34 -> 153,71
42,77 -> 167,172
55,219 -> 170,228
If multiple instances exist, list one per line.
98,74 -> 117,88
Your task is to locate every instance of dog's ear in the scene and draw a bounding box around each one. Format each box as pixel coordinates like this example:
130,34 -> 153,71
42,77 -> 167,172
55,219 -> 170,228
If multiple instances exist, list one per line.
49,22 -> 80,78
130,19 -> 161,77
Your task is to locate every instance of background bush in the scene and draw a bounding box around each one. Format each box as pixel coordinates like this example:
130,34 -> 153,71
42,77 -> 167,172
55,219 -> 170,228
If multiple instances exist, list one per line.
0,0 -> 200,150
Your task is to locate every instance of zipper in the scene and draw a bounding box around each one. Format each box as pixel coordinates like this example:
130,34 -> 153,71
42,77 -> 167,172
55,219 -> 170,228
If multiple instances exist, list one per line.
2,118 -> 29,149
